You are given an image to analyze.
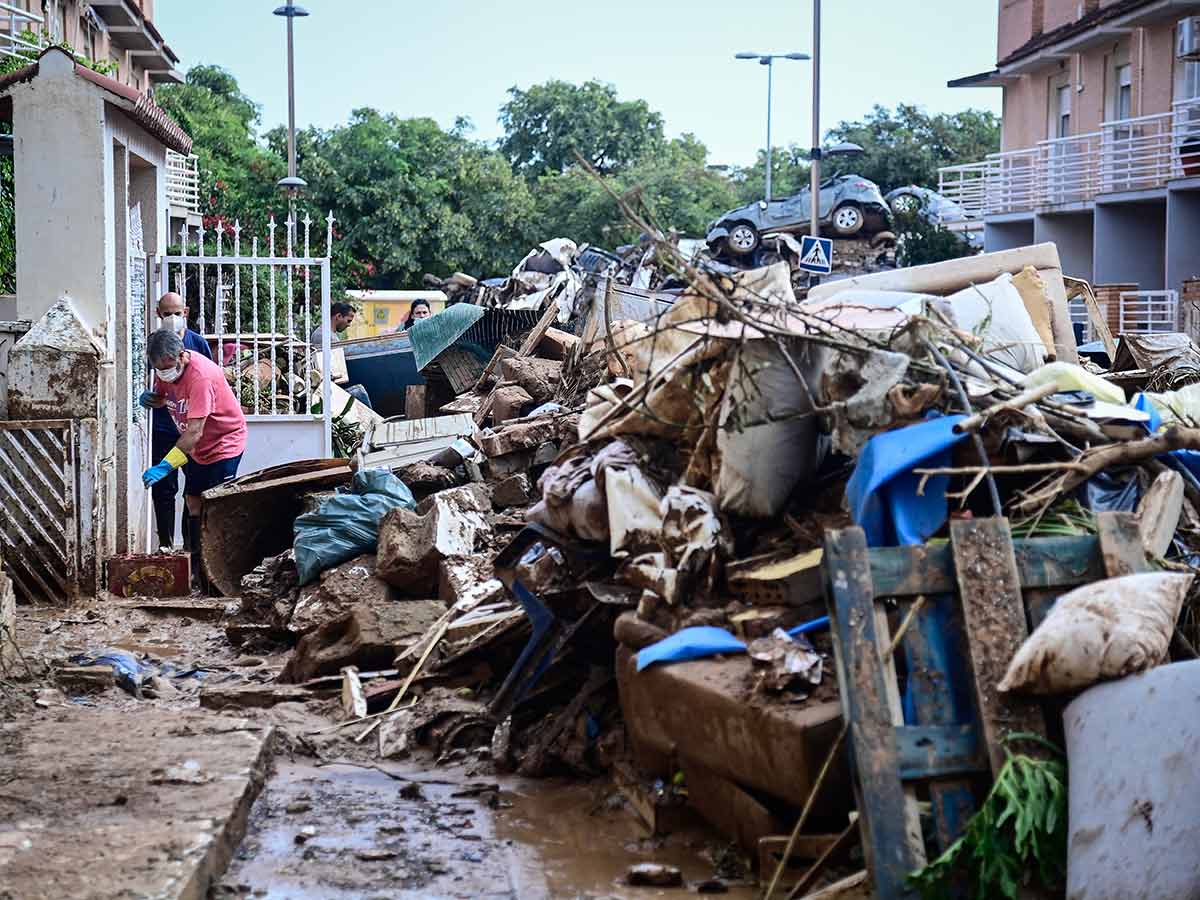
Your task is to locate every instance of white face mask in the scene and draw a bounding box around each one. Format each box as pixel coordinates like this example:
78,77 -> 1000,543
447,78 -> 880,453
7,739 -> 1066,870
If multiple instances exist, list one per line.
160,313 -> 186,335
156,361 -> 184,383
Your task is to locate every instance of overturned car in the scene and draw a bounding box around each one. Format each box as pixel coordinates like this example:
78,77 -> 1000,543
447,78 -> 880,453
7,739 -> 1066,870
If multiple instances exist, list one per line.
706,174 -> 891,257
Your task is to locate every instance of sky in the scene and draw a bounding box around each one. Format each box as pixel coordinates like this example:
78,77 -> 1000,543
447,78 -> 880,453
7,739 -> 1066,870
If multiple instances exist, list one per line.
155,0 -> 1002,168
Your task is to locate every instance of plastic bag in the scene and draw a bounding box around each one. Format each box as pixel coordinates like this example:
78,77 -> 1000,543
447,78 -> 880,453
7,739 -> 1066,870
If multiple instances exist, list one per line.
999,572 -> 1194,694
293,469 -> 415,585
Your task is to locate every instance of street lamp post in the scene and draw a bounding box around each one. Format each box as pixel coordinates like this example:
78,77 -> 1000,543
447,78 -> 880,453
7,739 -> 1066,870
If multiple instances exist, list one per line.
810,0 -> 822,240
735,51 -> 810,202
274,3 -> 309,212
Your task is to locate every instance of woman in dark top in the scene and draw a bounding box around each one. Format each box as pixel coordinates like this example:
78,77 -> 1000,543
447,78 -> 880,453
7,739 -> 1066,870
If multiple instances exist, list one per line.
402,298 -> 432,331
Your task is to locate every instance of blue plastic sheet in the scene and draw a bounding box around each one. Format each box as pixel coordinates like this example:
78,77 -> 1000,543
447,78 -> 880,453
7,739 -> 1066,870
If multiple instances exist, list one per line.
1130,393 -> 1200,490
293,469 -> 416,585
636,627 -> 745,671
846,415 -> 969,547
635,618 -> 832,672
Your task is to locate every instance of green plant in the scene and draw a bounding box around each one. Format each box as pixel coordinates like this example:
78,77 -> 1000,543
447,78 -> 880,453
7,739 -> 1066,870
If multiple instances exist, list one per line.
908,734 -> 1068,900
894,205 -> 977,267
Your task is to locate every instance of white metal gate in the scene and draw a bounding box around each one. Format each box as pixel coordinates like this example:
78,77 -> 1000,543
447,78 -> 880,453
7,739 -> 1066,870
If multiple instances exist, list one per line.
159,213 -> 334,461
0,420 -> 81,604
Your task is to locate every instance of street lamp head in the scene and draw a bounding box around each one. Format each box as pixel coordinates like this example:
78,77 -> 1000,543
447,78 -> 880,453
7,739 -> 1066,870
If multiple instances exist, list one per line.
825,141 -> 865,157
735,52 -> 760,60
785,52 -> 811,60
273,4 -> 310,16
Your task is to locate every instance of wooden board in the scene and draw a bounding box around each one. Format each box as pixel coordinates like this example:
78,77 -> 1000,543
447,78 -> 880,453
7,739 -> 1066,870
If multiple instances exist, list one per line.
1096,511 -> 1149,576
405,384 -> 427,420
949,518 -> 1048,776
437,347 -> 487,395
824,528 -> 924,896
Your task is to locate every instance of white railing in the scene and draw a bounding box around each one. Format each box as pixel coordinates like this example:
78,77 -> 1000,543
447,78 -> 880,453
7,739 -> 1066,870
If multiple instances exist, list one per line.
1038,132 -> 1101,205
0,1 -> 40,58
1101,110 -> 1174,194
1173,97 -> 1200,179
161,213 -> 335,456
165,150 -> 200,216
1119,290 -> 1179,334
938,97 -> 1200,217
984,147 -> 1039,214
938,161 -> 989,220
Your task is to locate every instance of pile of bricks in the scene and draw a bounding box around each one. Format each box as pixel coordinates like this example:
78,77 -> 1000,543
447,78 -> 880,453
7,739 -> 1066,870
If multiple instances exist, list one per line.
1182,278 -> 1200,342
1094,282 -> 1138,337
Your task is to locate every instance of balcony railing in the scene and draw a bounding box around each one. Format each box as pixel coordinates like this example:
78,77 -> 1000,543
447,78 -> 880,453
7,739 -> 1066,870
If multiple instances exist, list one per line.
1101,110 -> 1174,193
0,2 -> 41,58
1038,132 -> 1101,206
165,150 -> 200,216
938,97 -> 1200,219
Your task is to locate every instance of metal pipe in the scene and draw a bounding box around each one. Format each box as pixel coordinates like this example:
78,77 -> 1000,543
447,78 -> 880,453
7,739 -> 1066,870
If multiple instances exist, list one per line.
286,12 -> 296,182
810,0 -> 821,242
765,56 -> 774,202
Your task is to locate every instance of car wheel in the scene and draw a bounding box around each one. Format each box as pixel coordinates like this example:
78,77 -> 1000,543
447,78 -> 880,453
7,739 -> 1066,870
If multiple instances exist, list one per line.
889,193 -> 920,215
830,204 -> 864,236
725,222 -> 760,256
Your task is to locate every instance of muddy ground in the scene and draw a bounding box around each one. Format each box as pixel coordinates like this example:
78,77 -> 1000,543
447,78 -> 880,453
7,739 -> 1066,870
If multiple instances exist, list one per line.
1,599 -> 768,899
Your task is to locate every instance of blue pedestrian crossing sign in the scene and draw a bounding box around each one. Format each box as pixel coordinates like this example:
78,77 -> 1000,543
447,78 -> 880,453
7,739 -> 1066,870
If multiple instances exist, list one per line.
798,235 -> 833,275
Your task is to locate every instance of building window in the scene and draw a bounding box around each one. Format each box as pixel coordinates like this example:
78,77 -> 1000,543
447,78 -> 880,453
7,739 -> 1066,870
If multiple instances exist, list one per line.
1057,85 -> 1071,138
1185,61 -> 1200,101
1115,63 -> 1132,120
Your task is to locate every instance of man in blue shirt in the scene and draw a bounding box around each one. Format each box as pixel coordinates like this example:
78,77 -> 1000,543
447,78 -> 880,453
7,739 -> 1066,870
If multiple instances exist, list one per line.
149,291 -> 213,548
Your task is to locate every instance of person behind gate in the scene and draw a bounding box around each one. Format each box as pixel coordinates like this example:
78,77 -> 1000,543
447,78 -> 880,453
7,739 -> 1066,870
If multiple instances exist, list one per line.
147,292 -> 212,550
140,329 -> 247,586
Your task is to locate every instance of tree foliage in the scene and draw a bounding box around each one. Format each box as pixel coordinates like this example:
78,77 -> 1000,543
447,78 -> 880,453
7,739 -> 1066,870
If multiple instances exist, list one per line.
531,135 -> 738,247
274,109 -> 536,288
156,66 -> 285,237
825,103 -> 1000,192
499,80 -> 665,177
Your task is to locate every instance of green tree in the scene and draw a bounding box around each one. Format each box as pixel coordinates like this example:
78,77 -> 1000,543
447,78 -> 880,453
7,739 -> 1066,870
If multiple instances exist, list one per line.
275,109 -> 536,286
532,134 -> 739,247
729,145 -> 813,205
825,103 -> 1000,191
499,80 -> 665,177
155,65 -> 286,238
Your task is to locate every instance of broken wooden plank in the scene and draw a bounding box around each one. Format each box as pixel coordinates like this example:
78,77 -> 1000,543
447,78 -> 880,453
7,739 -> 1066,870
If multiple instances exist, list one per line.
436,347 -> 487,395
824,527 -> 924,896
199,683 -> 319,711
1096,510 -> 1151,577
867,536 -> 1103,598
404,384 -> 427,419
949,518 -> 1048,777
341,666 -> 367,719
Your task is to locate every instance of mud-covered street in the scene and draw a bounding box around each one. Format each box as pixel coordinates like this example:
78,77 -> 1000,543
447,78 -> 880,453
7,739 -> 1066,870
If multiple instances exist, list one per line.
1,600 -> 775,900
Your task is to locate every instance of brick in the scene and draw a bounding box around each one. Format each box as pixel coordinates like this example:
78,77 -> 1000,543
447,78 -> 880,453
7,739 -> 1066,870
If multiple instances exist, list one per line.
491,384 -> 533,423
499,356 -> 562,403
491,473 -> 532,508
537,327 -> 581,361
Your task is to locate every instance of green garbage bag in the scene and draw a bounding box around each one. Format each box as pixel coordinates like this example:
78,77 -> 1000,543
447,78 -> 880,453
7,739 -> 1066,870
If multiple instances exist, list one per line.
293,469 -> 415,585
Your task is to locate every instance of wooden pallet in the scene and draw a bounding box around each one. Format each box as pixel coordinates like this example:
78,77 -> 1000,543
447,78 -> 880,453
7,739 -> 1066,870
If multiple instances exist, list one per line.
823,512 -> 1146,899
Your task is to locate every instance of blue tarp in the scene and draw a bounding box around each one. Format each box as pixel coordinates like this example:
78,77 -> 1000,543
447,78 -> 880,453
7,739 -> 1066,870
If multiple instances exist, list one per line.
635,618 -> 831,672
846,414 -> 969,547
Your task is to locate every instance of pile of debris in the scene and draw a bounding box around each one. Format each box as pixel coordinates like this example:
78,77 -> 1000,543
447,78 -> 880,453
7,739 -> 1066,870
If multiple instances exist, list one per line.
202,232 -> 1200,894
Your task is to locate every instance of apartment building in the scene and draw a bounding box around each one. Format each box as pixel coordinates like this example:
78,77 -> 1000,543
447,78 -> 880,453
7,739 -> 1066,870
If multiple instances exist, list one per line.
2,0 -> 181,93
941,0 -> 1200,328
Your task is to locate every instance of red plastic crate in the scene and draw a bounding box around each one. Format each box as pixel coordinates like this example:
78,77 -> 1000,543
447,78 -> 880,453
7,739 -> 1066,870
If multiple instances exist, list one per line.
106,554 -> 191,597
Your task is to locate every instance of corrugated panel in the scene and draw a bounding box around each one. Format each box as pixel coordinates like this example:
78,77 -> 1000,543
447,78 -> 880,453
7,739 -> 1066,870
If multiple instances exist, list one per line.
0,421 -> 78,604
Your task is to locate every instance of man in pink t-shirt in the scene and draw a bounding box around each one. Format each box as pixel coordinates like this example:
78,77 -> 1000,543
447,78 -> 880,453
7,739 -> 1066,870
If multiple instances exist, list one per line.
139,329 -> 247,588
